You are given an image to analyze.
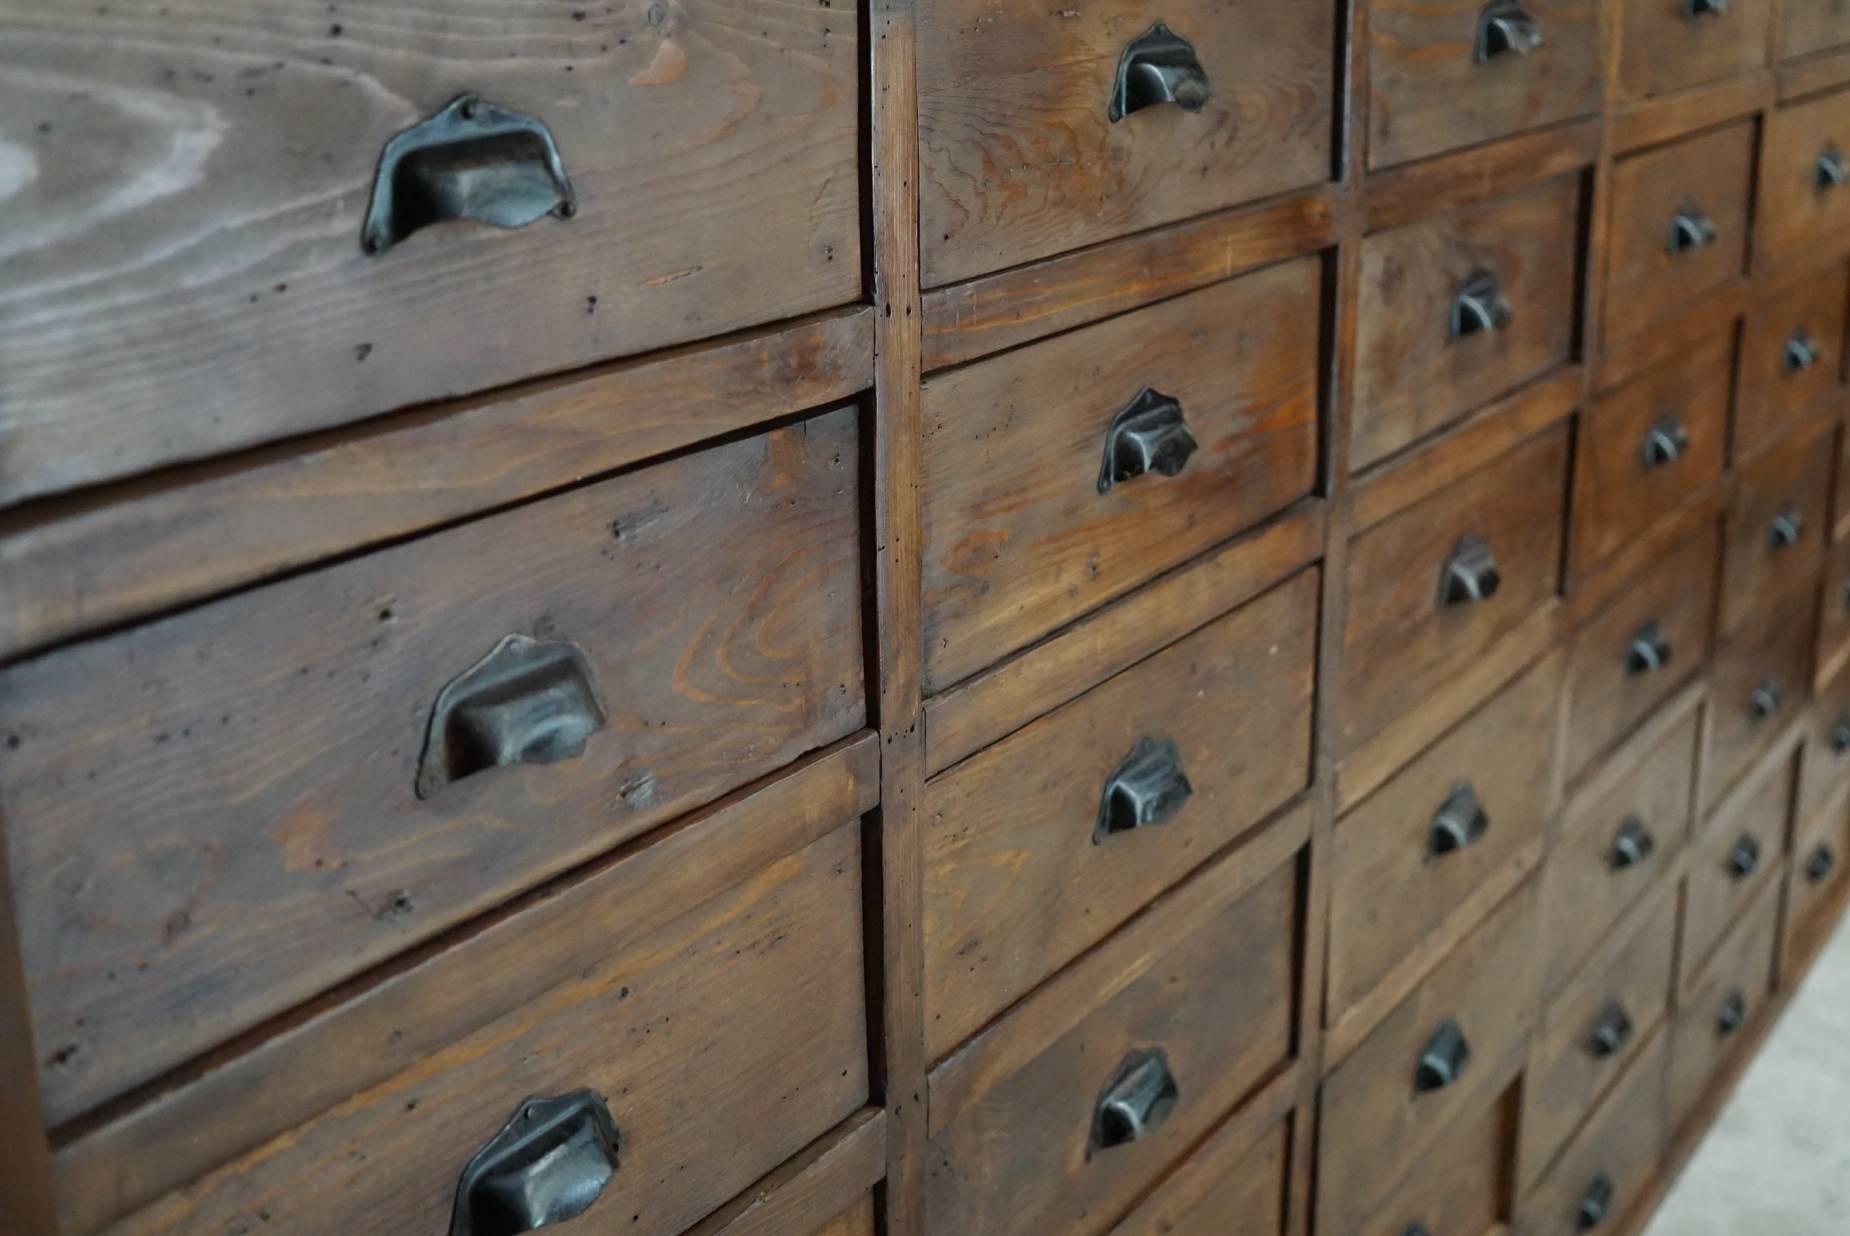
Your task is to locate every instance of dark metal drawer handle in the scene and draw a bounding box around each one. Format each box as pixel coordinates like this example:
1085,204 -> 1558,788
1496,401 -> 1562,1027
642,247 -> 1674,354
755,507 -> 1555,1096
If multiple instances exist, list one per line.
1750,676 -> 1784,721
1786,330 -> 1821,374
1578,1173 -> 1617,1230
363,94 -> 575,256
450,1091 -> 620,1236
1770,504 -> 1805,549
1098,387 -> 1198,493
1589,1002 -> 1635,1058
1095,737 -> 1192,843
1809,844 -> 1838,882
1089,1047 -> 1179,1155
1611,814 -> 1657,870
1451,270 -> 1515,337
1440,535 -> 1501,606
1476,1 -> 1543,61
1668,204 -> 1719,254
1415,1018 -> 1472,1093
1110,22 -> 1211,122
1429,783 -> 1490,857
1403,1226 -> 1434,1236
1833,714 -> 1850,754
1729,833 -> 1762,879
1640,412 -> 1690,470
1626,620 -> 1673,676
1819,143 -> 1849,191
1684,0 -> 1729,15
416,634 -> 607,799
1718,988 -> 1748,1036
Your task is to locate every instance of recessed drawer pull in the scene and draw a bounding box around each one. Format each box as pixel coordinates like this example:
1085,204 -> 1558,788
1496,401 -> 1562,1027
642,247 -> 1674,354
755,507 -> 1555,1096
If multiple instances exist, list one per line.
1094,737 -> 1193,843
1717,989 -> 1748,1036
1818,143 -> 1849,192
1097,387 -> 1199,494
415,634 -> 607,799
449,1091 -> 621,1236
1450,270 -> 1515,338
1750,676 -> 1783,721
1833,715 -> 1850,754
1809,844 -> 1838,882
1588,1002 -> 1635,1058
1611,814 -> 1657,870
1769,504 -> 1805,549
1439,535 -> 1501,606
1428,783 -> 1490,857
1667,204 -> 1718,254
1728,833 -> 1762,879
1625,620 -> 1673,675
1577,1173 -> 1617,1231
1414,1018 -> 1472,1093
1089,1047 -> 1180,1154
1785,330 -> 1821,374
1639,413 -> 1690,470
1109,22 -> 1211,123
1683,0 -> 1729,16
363,94 -> 576,256
1475,1 -> 1543,62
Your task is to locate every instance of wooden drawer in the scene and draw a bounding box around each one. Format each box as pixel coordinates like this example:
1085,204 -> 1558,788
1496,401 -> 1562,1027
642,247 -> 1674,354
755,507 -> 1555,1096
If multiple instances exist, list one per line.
920,263 -> 1320,690
1707,591 -> 1815,801
1763,89 -> 1850,263
1358,1087 -> 1515,1236
0,409 -> 866,1124
1352,176 -> 1581,470
922,569 -> 1318,1061
0,4 -> 862,507
1341,425 -> 1570,752
1570,342 -> 1730,576
1542,708 -> 1699,997
1366,0 -> 1601,170
915,0 -> 1335,287
1522,1029 -> 1669,1236
1686,748 -> 1794,981
1319,880 -> 1541,1234
1563,523 -> 1717,783
1669,877 -> 1780,1130
925,860 -> 1297,1236
1819,536 -> 1850,671
1618,0 -> 1773,100
1522,887 -> 1677,1186
101,821 -> 871,1236
1111,1117 -> 1289,1236
1801,661 -> 1850,820
1737,266 -> 1850,459
1602,123 -> 1754,351
1785,783 -> 1850,965
1720,416 -> 1833,634
817,1198 -> 879,1236
1783,0 -> 1850,57
1329,654 -> 1562,1023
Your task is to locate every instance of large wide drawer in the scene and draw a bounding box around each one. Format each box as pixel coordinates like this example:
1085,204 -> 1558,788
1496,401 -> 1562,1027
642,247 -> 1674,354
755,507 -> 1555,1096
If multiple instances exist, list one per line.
1685,749 -> 1794,983
1522,1028 -> 1670,1236
920,262 -> 1320,691
1763,88 -> 1850,263
1618,0 -> 1772,100
1668,878 -> 1781,1130
0,3 -> 862,506
0,408 -> 867,1123
1736,266 -> 1850,460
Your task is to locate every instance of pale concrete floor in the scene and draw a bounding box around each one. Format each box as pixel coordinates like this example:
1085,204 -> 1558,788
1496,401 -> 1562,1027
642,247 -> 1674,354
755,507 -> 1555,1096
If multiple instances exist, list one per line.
1641,912 -> 1850,1236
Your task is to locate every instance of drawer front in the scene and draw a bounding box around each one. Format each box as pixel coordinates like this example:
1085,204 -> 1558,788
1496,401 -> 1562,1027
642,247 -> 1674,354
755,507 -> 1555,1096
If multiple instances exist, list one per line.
1114,1119 -> 1289,1236
1782,0 -> 1850,57
1785,785 -> 1850,959
1686,752 -> 1793,980
922,570 -> 1318,1061
1603,123 -> 1754,350
925,861 -> 1297,1236
1819,537 -> 1850,672
1522,1030 -> 1669,1236
1619,0 -> 1773,99
1329,654 -> 1562,1021
1319,880 -> 1541,1234
1,410 -> 866,1123
915,0 -> 1335,286
1366,0 -> 1601,170
817,1198 -> 879,1236
1669,878 -> 1780,1129
1737,266 -> 1850,460
1570,342 -> 1730,575
1564,524 -> 1717,782
1720,420 -> 1833,634
1342,425 -> 1570,752
1360,1088 -> 1513,1236
1523,889 -> 1676,1186
1763,89 -> 1850,263
1542,709 -> 1699,997
1352,176 -> 1581,470
104,824 -> 870,1236
1707,593 -> 1815,801
1802,662 -> 1850,820
0,4 -> 862,506
920,262 -> 1321,690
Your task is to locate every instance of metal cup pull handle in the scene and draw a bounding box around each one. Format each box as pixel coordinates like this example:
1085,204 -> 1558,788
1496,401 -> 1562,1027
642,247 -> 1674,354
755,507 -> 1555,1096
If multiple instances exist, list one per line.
449,1092 -> 620,1236
1750,676 -> 1784,721
1094,737 -> 1193,843
1110,22 -> 1211,122
1428,783 -> 1490,857
1729,833 -> 1762,879
1578,1173 -> 1617,1230
1640,413 -> 1690,470
416,634 -> 607,799
1809,844 -> 1838,883
1589,1002 -> 1634,1058
1414,1018 -> 1472,1093
1833,715 -> 1850,754
1668,205 -> 1718,254
1770,504 -> 1805,549
1476,1 -> 1544,61
1626,620 -> 1673,675
1451,270 -> 1515,338
1785,331 -> 1822,374
1089,1047 -> 1180,1155
1684,0 -> 1730,15
1098,388 -> 1198,493
1819,143 -> 1849,191
1717,989 -> 1748,1036
1611,814 -> 1657,871
1440,535 -> 1502,606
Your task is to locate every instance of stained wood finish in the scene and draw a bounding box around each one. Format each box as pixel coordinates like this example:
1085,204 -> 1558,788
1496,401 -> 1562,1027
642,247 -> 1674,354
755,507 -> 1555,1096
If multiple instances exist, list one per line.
1736,264 -> 1850,460
0,0 -> 861,508
1783,783 -> 1850,969
1611,73 -> 1773,156
1706,594 -> 1815,802
1,410 -> 867,1124
1801,660 -> 1850,819
919,261 -> 1320,690
0,826 -> 55,1236
1667,877 -> 1781,1130
1685,747 -> 1794,983
1719,413 -> 1835,634
1781,0 -> 1850,59
1110,1115 -> 1290,1236
1817,535 -> 1850,674
1360,1086 -> 1515,1236
1520,1028 -> 1669,1236
922,570 -> 1316,1060
810,1198 -> 877,1236
1762,86 -> 1850,263
914,0 -> 1335,287
1617,0 -> 1773,101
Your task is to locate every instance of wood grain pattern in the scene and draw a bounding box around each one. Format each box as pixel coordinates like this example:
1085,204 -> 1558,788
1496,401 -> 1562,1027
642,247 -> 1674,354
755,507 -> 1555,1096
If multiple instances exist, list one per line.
679,1111 -> 884,1236
0,822 -> 55,1236
1666,875 -> 1780,1130
1519,1027 -> 1669,1236
1761,85 -> 1850,263
1736,263 -> 1850,461
0,0 -> 861,507
1611,72 -> 1773,155
1778,42 -> 1850,97
1365,119 -> 1602,234
1105,1077 -> 1296,1236
1,410 -> 866,1124
1618,0 -> 1773,100
1361,1085 -> 1515,1236
1592,277 -> 1748,393
1706,595 -> 1814,803
1781,0 -> 1850,61
1685,746 -> 1794,982
1720,409 -> 1834,634
920,261 -> 1320,690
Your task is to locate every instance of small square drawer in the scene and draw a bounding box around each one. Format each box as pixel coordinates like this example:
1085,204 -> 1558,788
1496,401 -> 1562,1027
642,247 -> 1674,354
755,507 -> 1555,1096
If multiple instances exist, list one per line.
1618,0 -> 1773,100
1801,660 -> 1850,821
1707,591 -> 1816,802
1521,1028 -> 1670,1236
915,0 -> 1336,286
1736,265 -> 1850,460
1784,784 -> 1850,965
922,569 -> 1318,1061
1763,89 -> 1850,263
1365,0 -> 1601,170
1542,708 -> 1700,997
1570,341 -> 1730,577
1356,1086 -> 1516,1236
1818,536 -> 1850,670
1720,416 -> 1834,635
1111,1116 -> 1290,1236
925,859 -> 1297,1236
920,261 -> 1321,691
1318,880 -> 1541,1234
1602,122 -> 1754,352
1341,424 -> 1570,753
1523,887 -> 1677,1186
1668,877 -> 1780,1130
1328,654 -> 1562,1024
1686,748 -> 1794,982
1782,0 -> 1850,58
1352,175 -> 1582,470
1563,522 -> 1718,783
